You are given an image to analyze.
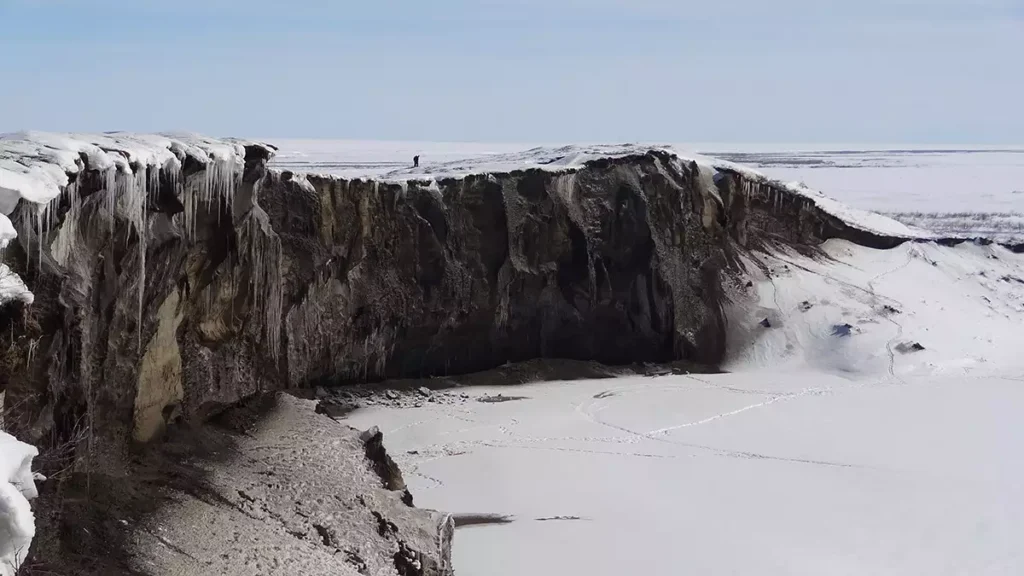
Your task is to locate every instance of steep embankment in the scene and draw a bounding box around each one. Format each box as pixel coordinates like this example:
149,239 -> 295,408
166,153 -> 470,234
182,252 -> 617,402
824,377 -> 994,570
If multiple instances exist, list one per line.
1,136 -> 924,452
0,132 -> 955,574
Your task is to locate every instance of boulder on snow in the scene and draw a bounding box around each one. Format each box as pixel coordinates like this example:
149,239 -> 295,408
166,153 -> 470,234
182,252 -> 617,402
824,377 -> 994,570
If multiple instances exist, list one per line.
832,323 -> 854,337
895,341 -> 926,354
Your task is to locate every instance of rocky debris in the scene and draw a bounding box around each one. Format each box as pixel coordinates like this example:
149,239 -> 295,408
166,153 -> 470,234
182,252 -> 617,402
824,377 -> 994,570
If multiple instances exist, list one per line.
320,387 -> 472,412
798,300 -> 814,312
476,394 -> 529,404
832,323 -> 854,337
360,426 -> 414,506
882,305 -> 902,315
315,398 -> 358,419
895,341 -> 926,353
310,358 -> 722,415
451,514 -> 515,528
638,362 -> 673,377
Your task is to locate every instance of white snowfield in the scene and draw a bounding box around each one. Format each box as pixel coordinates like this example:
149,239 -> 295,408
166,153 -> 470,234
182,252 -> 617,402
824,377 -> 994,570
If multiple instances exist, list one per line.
0,431 -> 40,576
347,239 -> 1024,576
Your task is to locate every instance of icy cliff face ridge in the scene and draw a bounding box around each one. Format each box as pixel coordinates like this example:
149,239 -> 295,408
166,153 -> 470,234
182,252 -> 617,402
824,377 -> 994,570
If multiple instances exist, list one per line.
0,132 -> 265,334
0,132 -> 285,454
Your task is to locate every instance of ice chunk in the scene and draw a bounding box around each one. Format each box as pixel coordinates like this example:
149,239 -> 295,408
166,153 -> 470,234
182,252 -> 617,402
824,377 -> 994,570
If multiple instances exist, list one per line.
0,264 -> 34,305
0,431 -> 40,576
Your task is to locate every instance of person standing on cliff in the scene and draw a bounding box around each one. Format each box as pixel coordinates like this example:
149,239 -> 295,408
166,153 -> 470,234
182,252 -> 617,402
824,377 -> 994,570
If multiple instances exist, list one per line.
413,155 -> 420,168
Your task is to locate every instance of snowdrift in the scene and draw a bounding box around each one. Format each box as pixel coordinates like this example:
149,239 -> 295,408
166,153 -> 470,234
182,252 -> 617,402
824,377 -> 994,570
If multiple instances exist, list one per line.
725,239 -> 1024,378
0,431 -> 39,576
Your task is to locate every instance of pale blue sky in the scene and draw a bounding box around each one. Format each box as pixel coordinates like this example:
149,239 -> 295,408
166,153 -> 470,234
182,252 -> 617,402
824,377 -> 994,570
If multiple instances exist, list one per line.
1,0 -> 1021,143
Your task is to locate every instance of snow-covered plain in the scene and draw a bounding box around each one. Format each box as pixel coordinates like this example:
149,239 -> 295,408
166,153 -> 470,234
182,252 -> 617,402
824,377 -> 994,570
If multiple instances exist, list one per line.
271,140 -> 1024,242
346,240 -> 1024,576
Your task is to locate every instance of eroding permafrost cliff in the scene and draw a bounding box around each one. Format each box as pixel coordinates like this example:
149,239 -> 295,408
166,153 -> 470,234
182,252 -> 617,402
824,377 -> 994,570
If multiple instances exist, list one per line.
0,133 -> 934,574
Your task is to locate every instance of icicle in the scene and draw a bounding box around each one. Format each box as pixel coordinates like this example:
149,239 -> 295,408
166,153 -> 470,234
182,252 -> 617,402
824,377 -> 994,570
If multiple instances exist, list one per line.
35,203 -> 44,267
20,207 -> 34,269
118,163 -> 150,352
240,209 -> 283,359
51,181 -> 82,266
180,149 -> 242,241
104,167 -> 117,234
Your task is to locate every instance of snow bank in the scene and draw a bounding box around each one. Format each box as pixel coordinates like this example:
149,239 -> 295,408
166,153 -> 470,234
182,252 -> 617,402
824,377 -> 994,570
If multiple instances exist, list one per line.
724,239 -> 1024,377
0,432 -> 39,576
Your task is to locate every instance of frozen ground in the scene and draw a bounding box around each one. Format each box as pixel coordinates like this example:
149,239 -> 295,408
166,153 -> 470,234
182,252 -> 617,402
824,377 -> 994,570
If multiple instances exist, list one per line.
346,240 -> 1024,576
270,140 -> 1024,241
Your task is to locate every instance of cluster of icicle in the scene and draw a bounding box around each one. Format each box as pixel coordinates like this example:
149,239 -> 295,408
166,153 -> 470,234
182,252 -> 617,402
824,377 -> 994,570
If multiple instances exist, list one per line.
0,134 -> 279,354
25,154 -> 237,349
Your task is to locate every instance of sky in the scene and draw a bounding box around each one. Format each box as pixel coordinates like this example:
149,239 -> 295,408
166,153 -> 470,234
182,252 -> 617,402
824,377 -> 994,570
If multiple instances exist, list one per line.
0,0 -> 1022,143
